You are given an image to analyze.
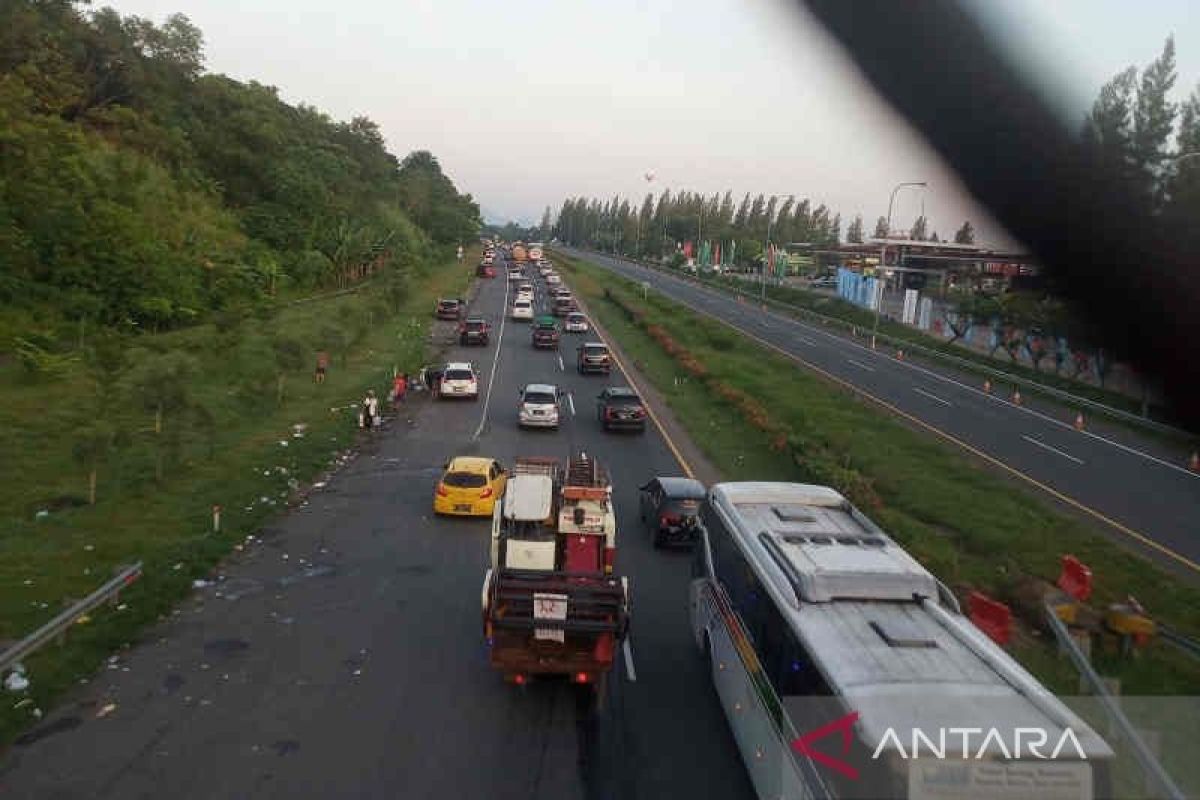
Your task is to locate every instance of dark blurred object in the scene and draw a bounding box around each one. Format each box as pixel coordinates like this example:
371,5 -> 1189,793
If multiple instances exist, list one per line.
799,0 -> 1200,427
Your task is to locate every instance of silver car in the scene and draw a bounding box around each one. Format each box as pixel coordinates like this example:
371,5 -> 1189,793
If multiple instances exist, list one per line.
517,383 -> 563,429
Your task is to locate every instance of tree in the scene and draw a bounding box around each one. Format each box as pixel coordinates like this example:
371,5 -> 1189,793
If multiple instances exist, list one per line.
1167,84 -> 1200,223
910,215 -> 927,241
953,221 -> 976,244
272,335 -> 306,404
873,216 -> 889,238
1082,67 -> 1138,185
73,422 -> 116,504
846,214 -> 864,243
1132,36 -> 1177,208
123,350 -> 196,481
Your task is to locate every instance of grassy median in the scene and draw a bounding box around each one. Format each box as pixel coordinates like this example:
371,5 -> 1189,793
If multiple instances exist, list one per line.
556,251 -> 1200,696
0,252 -> 475,744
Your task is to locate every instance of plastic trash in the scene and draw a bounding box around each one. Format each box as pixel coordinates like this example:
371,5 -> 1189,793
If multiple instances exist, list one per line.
192,579 -> 211,589
96,703 -> 117,718
34,509 -> 49,519
5,672 -> 30,692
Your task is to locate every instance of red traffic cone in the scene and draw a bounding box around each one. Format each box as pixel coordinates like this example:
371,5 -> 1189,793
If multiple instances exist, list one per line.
1073,413 -> 1085,431
1189,452 -> 1200,472
1011,389 -> 1023,405
983,379 -> 992,394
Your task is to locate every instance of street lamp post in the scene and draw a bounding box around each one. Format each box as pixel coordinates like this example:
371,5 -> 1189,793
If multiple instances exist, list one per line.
874,181 -> 928,345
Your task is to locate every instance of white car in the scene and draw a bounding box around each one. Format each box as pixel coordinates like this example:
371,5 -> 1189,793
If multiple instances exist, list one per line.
508,268 -> 523,280
545,273 -> 561,286
439,362 -> 479,399
564,312 -> 589,333
518,383 -> 562,429
516,283 -> 534,299
511,299 -> 534,320
538,266 -> 553,277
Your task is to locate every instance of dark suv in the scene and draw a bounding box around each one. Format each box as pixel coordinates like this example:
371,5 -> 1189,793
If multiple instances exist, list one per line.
638,477 -> 707,547
436,298 -> 464,320
577,343 -> 611,374
459,317 -> 490,346
531,316 -> 560,349
596,387 -> 646,432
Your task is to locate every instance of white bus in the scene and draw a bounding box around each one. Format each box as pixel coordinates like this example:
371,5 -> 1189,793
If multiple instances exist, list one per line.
689,482 -> 1113,800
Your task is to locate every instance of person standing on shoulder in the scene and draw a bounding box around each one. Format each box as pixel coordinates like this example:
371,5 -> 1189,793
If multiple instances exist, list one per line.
392,372 -> 407,407
315,351 -> 330,384
366,390 -> 379,428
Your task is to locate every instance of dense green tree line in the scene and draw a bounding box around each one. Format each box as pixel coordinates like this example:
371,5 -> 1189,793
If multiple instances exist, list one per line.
553,189 -> 843,266
1082,35 -> 1200,223
0,1 -> 479,334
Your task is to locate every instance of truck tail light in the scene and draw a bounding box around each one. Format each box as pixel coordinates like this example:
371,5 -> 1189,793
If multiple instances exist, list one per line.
513,674 -> 527,685
661,514 -> 680,527
574,672 -> 590,684
604,546 -> 615,574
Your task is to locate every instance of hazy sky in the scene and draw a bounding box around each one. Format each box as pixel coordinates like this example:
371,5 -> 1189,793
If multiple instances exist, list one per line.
102,0 -> 1198,247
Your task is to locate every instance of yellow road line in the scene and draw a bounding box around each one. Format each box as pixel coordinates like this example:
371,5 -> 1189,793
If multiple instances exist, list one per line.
650,289 -> 1200,575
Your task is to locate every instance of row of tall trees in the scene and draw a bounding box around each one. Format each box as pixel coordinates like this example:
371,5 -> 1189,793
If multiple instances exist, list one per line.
553,190 -> 844,266
552,189 -> 978,264
0,1 -> 480,333
1082,35 -> 1200,222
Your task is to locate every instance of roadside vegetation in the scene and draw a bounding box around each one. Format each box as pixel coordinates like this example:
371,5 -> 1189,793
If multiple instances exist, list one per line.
0,251 -> 475,744
556,251 -> 1200,696
0,1 -> 484,745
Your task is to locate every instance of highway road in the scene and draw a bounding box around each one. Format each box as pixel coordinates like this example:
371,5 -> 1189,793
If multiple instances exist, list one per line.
0,261 -> 753,798
560,247 -> 1200,576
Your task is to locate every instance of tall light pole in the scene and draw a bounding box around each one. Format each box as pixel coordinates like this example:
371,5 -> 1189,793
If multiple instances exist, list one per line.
875,181 -> 928,343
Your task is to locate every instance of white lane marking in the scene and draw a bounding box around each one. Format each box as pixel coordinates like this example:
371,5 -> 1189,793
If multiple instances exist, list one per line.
567,392 -> 576,416
605,256 -> 1199,480
1022,435 -> 1084,465
796,336 -> 817,346
847,358 -> 875,372
913,387 -> 952,407
622,638 -> 637,683
558,353 -> 565,372
472,274 -> 508,440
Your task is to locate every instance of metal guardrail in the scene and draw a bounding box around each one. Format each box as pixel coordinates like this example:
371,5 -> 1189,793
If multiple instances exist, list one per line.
0,562 -> 143,676
562,248 -> 1193,440
1042,601 -> 1185,800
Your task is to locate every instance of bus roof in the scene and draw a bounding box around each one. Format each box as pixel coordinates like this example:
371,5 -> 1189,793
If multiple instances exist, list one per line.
709,481 -> 1113,760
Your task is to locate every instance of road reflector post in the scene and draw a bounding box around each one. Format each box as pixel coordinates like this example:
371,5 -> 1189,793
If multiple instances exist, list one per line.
1011,388 -> 1023,405
895,348 -> 904,361
1189,452 -> 1200,472
983,378 -> 992,393
1074,412 -> 1086,431
212,504 -> 221,533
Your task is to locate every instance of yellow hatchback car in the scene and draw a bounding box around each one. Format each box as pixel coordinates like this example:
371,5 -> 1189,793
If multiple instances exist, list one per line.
433,456 -> 508,516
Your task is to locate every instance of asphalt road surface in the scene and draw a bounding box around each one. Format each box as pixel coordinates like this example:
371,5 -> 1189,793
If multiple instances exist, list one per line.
0,261 -> 753,799
560,247 -> 1200,577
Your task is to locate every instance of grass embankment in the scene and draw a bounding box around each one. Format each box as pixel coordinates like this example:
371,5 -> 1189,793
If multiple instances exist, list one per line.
626,258 -> 1188,433
0,252 -> 475,744
556,252 -> 1200,696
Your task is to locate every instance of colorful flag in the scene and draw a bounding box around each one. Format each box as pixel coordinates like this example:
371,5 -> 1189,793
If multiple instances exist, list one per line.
683,241 -> 693,259
714,242 -> 721,266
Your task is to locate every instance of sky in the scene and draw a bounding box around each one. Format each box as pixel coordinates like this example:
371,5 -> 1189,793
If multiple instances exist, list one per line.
100,0 -> 1199,248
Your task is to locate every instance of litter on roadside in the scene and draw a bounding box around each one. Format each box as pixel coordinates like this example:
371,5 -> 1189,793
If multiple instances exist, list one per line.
4,672 -> 30,693
96,703 -> 117,718
192,579 -> 211,589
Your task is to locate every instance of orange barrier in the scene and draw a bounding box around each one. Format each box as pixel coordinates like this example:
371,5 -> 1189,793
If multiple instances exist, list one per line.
1057,555 -> 1093,602
968,591 -> 1012,645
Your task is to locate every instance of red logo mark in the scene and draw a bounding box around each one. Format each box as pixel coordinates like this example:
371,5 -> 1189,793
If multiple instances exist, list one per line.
791,711 -> 861,780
